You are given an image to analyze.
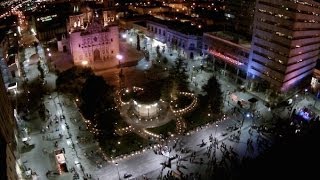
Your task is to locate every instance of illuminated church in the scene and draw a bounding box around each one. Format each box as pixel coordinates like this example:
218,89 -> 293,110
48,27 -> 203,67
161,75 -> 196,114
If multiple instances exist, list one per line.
59,2 -> 119,66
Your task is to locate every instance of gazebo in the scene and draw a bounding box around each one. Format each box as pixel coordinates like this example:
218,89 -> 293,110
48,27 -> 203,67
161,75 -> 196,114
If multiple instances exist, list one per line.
132,86 -> 161,118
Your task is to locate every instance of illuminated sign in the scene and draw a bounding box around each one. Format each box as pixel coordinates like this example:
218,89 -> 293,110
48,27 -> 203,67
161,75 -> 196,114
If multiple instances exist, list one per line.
209,49 -> 244,66
37,14 -> 57,22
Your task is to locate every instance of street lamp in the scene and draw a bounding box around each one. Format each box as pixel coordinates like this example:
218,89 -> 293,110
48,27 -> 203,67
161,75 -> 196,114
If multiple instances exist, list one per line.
304,88 -> 308,99
116,54 -> 123,68
81,60 -> 88,66
115,162 -> 121,180
241,113 -> 250,129
214,124 -> 218,137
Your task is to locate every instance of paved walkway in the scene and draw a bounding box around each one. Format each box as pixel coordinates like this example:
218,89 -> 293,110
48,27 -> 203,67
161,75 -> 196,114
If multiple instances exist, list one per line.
17,31 -> 320,180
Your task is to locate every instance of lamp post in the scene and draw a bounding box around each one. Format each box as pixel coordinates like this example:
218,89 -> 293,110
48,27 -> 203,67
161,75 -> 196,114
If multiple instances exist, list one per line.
241,113 -> 251,129
314,91 -> 319,108
304,88 -> 308,99
115,162 -> 121,180
293,94 -> 299,110
116,54 -> 124,88
214,124 -> 218,137
116,54 -> 123,69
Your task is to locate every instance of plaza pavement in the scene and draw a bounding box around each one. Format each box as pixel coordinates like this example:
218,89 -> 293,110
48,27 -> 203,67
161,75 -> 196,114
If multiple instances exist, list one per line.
17,33 -> 320,180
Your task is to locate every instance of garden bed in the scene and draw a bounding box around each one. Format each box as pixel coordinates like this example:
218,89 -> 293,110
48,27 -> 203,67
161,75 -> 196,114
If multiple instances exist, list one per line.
101,133 -> 150,157
183,95 -> 220,131
171,95 -> 193,111
147,120 -> 176,138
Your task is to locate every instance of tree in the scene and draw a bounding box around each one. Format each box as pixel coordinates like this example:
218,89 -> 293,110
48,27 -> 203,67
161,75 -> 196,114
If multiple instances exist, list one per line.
79,74 -> 121,141
156,45 -> 160,57
55,67 -> 120,141
80,75 -> 113,119
170,57 -> 189,91
202,75 -> 223,114
56,67 -> 93,95
34,41 -> 39,53
162,57 -> 168,65
163,57 -> 189,100
160,78 -> 172,102
95,109 -> 120,139
37,61 -> 45,79
136,34 -> 141,51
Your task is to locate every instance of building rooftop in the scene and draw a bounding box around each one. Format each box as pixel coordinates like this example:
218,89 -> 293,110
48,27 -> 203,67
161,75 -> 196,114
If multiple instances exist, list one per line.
206,31 -> 251,49
149,17 -> 206,36
134,21 -> 147,27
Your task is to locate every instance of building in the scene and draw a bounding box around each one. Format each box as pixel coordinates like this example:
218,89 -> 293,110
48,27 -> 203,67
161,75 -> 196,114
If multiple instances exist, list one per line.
311,60 -> 320,94
0,72 -> 18,180
224,0 -> 256,39
30,3 -> 71,42
247,0 -> 320,94
0,15 -> 19,87
128,4 -> 171,15
124,17 -> 203,59
145,18 -> 203,59
66,9 -> 120,65
202,31 -> 250,85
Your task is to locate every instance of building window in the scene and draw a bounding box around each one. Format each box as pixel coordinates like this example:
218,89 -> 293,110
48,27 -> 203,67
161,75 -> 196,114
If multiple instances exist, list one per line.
159,29 -> 161,35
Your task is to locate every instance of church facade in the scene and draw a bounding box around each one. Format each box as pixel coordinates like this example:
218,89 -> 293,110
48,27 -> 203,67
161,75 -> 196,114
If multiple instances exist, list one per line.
63,6 -> 119,66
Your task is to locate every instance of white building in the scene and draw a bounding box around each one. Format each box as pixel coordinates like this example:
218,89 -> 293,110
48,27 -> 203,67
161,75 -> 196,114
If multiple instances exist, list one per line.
145,19 -> 203,59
